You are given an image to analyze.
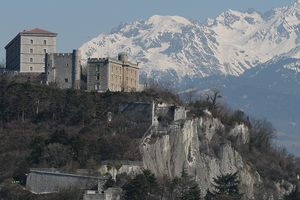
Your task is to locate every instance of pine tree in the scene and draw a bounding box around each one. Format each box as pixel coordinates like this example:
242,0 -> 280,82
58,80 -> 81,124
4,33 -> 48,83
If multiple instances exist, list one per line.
171,169 -> 201,200
123,170 -> 159,200
211,172 -> 242,200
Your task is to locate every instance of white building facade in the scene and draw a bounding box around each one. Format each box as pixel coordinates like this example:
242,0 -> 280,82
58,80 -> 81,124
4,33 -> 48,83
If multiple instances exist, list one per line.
5,28 -> 57,73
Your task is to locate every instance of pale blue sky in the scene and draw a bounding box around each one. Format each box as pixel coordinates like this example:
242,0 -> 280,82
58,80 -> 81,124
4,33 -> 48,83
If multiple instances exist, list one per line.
0,0 -> 294,60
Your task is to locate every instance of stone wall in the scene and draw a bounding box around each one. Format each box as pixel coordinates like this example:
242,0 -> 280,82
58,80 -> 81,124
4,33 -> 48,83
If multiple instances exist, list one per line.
0,72 -> 44,84
26,169 -> 107,194
119,102 -> 153,123
83,193 -> 105,200
152,103 -> 187,126
98,161 -> 143,180
5,35 -> 21,71
45,50 -> 81,89
83,188 -> 122,200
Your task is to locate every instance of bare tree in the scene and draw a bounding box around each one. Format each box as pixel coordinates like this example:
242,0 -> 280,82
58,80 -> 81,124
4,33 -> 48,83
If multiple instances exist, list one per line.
205,89 -> 222,110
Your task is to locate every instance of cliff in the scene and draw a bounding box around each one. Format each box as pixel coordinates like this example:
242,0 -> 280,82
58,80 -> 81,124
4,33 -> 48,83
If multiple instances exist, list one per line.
141,116 -> 293,199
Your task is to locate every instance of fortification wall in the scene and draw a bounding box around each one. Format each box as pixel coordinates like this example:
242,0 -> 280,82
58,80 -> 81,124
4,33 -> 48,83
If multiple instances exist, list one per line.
26,170 -> 106,194
98,161 -> 143,180
83,193 -> 105,200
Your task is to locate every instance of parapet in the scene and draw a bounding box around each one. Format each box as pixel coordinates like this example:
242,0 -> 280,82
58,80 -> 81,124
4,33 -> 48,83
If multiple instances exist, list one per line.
87,57 -> 108,63
49,53 -> 73,58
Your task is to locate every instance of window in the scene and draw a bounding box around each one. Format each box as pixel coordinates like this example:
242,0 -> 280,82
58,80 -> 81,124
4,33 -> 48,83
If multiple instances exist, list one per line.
96,66 -> 99,72
30,49 -> 33,53
30,39 -> 33,44
65,78 -> 68,83
30,66 -> 33,71
44,49 -> 47,53
30,58 -> 33,62
43,58 -> 45,63
44,40 -> 47,45
96,74 -> 100,81
95,83 -> 100,91
66,63 -> 69,67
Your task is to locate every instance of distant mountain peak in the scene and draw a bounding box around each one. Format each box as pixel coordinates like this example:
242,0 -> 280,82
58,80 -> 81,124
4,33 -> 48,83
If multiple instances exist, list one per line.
80,1 -> 300,85
147,15 -> 192,26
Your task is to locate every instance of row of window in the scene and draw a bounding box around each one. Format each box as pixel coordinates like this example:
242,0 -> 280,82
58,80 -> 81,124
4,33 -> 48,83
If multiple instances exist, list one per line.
29,58 -> 46,63
124,68 -> 137,76
28,66 -> 45,71
29,48 -> 47,54
110,74 -> 122,83
30,39 -> 47,45
110,65 -> 137,76
111,65 -> 122,74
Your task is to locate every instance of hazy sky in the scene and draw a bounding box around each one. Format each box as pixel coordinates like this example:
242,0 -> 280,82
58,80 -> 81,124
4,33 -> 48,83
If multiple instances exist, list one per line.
0,0 -> 294,60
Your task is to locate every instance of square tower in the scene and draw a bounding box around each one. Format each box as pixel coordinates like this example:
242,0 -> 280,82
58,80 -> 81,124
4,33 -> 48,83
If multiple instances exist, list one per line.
5,28 -> 57,73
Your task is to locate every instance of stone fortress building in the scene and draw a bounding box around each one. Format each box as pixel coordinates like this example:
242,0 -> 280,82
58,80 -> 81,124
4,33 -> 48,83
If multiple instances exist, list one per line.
87,53 -> 139,92
45,49 -> 81,89
4,28 -> 141,92
5,28 -> 57,73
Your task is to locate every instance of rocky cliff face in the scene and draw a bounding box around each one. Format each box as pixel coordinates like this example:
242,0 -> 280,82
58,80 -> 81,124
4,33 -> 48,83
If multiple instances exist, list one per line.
141,116 -> 292,199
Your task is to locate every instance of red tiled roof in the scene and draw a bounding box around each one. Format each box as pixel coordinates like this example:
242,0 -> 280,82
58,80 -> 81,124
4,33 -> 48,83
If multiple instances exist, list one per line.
20,28 -> 57,36
5,28 -> 57,49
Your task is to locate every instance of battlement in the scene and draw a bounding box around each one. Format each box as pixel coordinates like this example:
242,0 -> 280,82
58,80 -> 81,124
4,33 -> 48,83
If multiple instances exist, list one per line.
87,56 -> 139,67
52,53 -> 72,57
87,57 -> 107,62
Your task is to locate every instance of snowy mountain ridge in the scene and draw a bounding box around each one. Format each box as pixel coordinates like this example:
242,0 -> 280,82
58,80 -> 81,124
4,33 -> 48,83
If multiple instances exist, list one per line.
80,0 -> 300,82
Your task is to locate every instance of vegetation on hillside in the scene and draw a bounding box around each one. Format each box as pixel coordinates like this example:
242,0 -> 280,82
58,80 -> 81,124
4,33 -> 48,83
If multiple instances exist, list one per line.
1,78 -> 300,199
0,78 -> 180,184
188,90 -> 300,199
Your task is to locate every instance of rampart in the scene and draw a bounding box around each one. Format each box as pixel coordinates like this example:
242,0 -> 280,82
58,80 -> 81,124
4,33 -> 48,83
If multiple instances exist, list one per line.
26,169 -> 107,194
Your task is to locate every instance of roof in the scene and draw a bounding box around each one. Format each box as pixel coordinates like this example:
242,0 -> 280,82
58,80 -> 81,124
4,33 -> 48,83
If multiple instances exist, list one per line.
20,28 -> 57,36
5,28 -> 57,49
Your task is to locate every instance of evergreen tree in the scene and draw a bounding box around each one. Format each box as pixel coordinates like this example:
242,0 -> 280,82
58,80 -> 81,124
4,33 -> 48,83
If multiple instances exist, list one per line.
172,169 -> 201,200
123,170 -> 159,200
210,172 -> 242,200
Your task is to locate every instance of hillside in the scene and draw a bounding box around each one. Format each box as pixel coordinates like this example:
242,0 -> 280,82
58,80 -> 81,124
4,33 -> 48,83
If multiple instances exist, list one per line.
1,79 -> 300,199
0,78 -> 179,181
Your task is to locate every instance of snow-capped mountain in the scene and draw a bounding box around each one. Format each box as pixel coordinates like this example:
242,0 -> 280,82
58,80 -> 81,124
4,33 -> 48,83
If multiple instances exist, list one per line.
80,0 -> 300,84
79,1 -> 300,154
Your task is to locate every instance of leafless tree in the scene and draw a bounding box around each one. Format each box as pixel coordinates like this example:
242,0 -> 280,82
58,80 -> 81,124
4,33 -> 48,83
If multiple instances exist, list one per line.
205,89 -> 222,110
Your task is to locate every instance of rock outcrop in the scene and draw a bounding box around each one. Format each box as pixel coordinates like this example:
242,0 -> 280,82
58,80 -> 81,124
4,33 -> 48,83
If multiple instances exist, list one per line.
141,116 -> 292,199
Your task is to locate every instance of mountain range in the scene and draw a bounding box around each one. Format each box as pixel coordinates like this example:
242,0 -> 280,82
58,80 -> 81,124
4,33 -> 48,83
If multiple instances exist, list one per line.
80,0 -> 300,154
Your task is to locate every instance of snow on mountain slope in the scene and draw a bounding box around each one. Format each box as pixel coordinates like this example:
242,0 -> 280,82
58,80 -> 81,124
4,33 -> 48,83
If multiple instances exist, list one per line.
80,0 -> 300,84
